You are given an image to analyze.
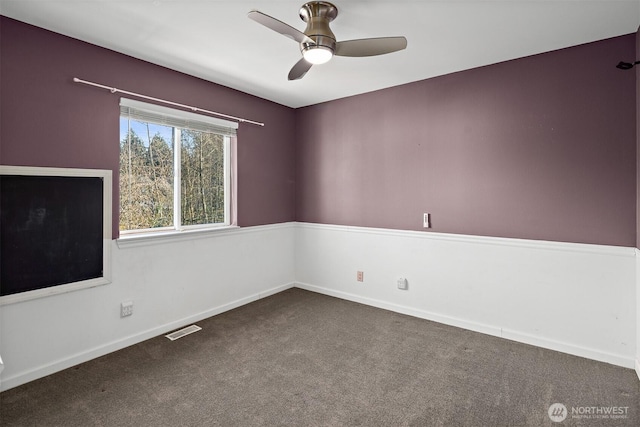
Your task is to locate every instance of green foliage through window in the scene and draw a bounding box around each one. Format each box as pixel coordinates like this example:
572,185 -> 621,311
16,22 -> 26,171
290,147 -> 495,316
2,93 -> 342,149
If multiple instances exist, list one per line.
119,116 -> 229,233
181,130 -> 225,226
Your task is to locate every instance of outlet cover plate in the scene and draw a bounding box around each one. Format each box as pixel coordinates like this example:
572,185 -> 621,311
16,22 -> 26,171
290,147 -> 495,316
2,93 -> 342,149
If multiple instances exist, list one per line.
121,301 -> 133,317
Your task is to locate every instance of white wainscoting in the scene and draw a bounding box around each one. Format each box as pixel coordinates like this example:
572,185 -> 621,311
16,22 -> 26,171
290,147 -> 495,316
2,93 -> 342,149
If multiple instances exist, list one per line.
636,248 -> 640,380
295,223 -> 637,369
1,221 -> 636,391
0,223 -> 296,391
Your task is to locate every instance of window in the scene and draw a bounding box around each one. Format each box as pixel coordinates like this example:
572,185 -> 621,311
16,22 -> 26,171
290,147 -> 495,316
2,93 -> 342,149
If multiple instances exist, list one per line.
119,98 -> 236,236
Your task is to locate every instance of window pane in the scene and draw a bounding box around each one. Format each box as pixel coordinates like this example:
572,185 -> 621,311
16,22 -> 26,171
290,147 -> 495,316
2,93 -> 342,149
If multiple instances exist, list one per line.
180,130 -> 225,226
119,118 -> 174,231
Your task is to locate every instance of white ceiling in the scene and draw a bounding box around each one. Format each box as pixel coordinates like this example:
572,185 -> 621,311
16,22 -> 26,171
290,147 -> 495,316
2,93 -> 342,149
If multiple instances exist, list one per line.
1,1 -> 639,108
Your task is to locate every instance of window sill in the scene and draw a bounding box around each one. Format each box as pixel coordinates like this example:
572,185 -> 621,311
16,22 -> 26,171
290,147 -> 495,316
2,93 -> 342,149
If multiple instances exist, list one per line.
116,225 -> 240,249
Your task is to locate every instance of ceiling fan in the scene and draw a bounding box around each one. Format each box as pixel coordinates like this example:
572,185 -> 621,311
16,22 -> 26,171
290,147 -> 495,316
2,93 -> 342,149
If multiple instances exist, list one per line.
248,1 -> 408,80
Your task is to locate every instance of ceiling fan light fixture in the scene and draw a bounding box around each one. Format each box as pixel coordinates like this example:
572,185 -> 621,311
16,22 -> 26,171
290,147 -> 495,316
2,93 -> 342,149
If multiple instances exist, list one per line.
248,1 -> 407,80
303,45 -> 333,64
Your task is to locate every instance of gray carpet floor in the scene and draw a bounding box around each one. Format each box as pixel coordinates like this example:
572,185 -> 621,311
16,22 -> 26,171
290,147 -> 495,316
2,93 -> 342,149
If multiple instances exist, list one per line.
0,288 -> 638,426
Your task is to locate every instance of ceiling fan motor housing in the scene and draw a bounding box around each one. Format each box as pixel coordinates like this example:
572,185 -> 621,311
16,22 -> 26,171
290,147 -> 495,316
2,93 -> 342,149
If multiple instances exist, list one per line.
299,1 -> 338,54
247,1 -> 407,79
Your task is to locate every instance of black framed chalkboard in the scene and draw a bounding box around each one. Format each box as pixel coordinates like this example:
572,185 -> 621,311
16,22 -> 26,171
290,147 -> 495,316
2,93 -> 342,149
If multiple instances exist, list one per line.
0,166 -> 112,304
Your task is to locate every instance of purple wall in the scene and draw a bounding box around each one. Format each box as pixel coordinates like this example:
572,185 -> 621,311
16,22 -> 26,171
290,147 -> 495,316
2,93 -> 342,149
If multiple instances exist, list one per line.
2,17 -> 637,247
0,17 -> 296,238
296,35 -> 637,247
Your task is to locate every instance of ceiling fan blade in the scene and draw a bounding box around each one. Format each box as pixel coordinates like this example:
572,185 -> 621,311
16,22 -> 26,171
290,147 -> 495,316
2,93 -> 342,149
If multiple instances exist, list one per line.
288,58 -> 313,81
248,10 -> 314,44
335,36 -> 407,57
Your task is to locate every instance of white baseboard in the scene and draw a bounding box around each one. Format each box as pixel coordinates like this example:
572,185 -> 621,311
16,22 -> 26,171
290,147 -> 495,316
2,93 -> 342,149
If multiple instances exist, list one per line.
0,282 -> 295,392
295,281 -> 503,338
636,358 -> 640,381
295,282 -> 636,369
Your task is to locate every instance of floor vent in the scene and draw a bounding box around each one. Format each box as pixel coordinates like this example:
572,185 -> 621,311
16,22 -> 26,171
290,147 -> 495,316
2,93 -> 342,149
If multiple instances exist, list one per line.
165,324 -> 202,341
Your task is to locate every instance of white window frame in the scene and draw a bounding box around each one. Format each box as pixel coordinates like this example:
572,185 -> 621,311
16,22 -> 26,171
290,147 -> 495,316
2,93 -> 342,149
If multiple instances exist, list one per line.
118,98 -> 237,246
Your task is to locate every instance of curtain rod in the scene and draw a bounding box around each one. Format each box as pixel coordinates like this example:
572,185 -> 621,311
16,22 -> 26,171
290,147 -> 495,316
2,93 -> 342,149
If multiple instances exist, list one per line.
73,77 -> 265,127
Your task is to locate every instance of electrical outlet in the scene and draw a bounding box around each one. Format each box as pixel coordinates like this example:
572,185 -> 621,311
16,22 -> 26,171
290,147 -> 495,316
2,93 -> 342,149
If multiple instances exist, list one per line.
121,301 -> 133,317
357,271 -> 364,282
